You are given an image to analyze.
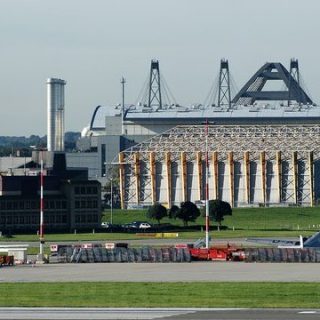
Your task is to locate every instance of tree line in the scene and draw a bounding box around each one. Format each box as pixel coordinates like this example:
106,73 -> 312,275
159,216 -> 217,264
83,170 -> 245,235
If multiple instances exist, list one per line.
147,199 -> 232,230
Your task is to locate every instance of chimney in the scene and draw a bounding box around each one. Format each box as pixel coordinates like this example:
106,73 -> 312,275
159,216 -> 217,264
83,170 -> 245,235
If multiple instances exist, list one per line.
47,78 -> 66,152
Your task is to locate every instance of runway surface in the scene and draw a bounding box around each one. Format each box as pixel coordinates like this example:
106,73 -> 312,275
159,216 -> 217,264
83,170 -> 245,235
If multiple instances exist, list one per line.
0,308 -> 319,319
1,262 -> 320,282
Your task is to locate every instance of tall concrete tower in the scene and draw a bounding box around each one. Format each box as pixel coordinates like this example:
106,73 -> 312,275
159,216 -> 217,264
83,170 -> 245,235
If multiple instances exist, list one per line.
47,78 -> 66,152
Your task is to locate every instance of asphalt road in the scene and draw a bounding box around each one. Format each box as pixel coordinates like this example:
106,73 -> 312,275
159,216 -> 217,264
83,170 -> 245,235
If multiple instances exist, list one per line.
0,308 -> 319,320
1,262 -> 320,282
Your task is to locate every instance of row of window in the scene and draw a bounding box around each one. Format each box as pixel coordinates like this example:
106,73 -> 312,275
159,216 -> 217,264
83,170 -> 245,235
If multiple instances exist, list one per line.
0,200 -> 67,211
75,214 -> 99,224
74,200 -> 98,209
0,214 -> 67,225
74,186 -> 98,195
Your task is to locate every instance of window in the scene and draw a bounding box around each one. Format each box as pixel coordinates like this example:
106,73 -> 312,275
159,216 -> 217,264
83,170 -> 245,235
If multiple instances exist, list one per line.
20,216 -> 25,224
49,201 -> 55,209
75,201 -> 80,209
81,200 -> 86,209
81,215 -> 86,223
62,215 -> 67,223
75,186 -> 80,194
62,201 -> 67,209
92,200 -> 98,208
19,201 -> 24,209
75,215 -> 80,223
81,187 -> 86,194
56,201 -> 61,209
31,201 -> 36,209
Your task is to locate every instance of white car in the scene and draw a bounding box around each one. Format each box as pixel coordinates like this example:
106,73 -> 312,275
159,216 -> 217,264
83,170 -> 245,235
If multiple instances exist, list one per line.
101,222 -> 110,228
139,222 -> 151,229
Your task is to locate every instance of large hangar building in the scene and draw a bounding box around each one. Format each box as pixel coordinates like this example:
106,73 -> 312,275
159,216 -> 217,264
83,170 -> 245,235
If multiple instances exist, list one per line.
119,124 -> 320,208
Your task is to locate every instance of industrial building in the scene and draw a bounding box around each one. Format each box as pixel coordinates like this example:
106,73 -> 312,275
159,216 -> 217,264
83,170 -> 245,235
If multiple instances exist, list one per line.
119,124 -> 320,208
75,59 -> 320,187
0,77 -> 102,234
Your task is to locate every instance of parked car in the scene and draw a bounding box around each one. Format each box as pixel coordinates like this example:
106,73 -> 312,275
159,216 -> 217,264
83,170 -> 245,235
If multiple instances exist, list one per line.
138,222 -> 151,229
122,221 -> 152,231
101,222 -> 110,229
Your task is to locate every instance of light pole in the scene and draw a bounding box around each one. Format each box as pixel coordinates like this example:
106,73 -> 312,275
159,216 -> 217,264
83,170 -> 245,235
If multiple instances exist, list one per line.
205,120 -> 210,249
110,177 -> 113,225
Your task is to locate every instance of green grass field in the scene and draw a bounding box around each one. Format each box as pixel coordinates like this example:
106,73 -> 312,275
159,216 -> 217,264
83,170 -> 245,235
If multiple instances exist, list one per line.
1,206 -> 320,242
0,282 -> 319,308
102,207 -> 320,231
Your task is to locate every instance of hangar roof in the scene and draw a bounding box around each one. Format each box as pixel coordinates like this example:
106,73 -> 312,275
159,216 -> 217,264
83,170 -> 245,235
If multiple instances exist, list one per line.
120,124 -> 320,161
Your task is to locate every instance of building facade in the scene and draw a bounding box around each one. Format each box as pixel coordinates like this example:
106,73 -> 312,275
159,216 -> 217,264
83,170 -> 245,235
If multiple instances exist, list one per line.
0,153 -> 101,233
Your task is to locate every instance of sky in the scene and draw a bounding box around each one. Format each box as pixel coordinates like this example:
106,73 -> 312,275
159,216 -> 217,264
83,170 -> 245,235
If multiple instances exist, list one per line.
0,0 -> 319,136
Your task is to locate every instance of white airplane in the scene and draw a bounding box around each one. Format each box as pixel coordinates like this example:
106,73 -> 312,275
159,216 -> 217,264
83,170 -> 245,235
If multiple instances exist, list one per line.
246,231 -> 320,249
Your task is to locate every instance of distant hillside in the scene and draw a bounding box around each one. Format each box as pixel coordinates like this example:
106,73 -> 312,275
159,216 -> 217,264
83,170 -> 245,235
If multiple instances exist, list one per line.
0,132 -> 81,156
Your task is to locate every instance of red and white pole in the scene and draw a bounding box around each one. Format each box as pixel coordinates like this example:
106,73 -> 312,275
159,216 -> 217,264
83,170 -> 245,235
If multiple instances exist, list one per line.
205,120 -> 210,248
39,154 -> 44,256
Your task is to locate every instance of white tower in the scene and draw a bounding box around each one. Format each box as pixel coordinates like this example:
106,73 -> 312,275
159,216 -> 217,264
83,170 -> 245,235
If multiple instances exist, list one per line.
47,78 -> 66,152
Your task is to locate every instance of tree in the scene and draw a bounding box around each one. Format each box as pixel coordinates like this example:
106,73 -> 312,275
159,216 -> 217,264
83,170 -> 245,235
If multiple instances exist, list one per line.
168,205 -> 179,219
208,199 -> 232,230
147,203 -> 167,224
176,201 -> 200,226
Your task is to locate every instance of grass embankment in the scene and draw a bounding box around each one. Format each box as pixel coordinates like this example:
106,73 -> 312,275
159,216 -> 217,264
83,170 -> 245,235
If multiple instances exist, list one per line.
1,207 -> 320,242
0,282 -> 319,308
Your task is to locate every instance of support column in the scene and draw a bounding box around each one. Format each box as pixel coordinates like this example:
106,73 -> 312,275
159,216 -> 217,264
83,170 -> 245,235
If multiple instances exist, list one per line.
244,151 -> 250,204
134,153 -> 140,205
260,151 -> 266,205
119,153 -> 125,209
228,151 -> 234,207
309,151 -> 314,207
196,151 -> 202,200
292,151 -> 297,205
149,152 -> 156,204
276,151 -> 282,204
181,152 -> 187,202
212,151 -> 218,199
165,152 -> 171,208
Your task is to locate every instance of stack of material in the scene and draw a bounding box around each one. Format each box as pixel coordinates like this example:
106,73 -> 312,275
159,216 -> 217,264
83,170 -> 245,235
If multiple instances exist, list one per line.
244,248 -> 320,263
51,246 -> 191,263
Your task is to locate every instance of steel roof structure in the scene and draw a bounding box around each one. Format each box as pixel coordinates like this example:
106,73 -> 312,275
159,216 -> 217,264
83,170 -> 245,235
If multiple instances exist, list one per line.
120,124 -> 320,161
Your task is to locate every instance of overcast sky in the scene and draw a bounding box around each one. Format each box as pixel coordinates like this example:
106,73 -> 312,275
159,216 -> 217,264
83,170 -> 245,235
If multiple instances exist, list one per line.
0,0 -> 319,135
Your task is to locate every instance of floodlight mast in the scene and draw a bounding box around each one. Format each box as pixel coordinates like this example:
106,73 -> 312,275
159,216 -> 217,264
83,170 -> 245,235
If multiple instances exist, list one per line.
205,120 -> 210,249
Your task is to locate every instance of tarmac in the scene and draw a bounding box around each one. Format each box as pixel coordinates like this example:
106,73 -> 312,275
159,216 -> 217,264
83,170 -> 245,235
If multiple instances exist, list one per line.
0,308 -> 319,320
1,262 -> 320,282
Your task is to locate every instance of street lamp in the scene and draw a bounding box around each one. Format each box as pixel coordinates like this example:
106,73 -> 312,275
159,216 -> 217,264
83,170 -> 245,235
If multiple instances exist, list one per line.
110,177 -> 113,225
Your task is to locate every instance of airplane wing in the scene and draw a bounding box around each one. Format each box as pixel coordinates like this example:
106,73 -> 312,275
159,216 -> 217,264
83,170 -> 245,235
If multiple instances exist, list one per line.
246,237 -> 300,247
